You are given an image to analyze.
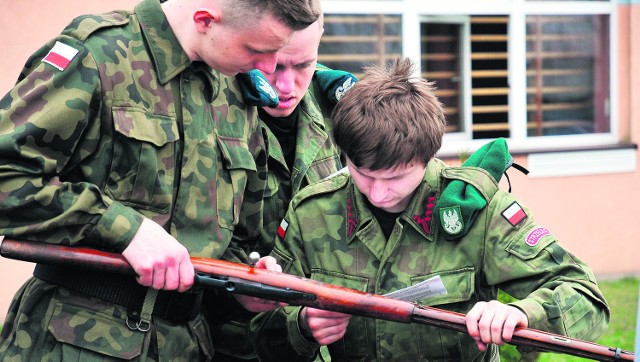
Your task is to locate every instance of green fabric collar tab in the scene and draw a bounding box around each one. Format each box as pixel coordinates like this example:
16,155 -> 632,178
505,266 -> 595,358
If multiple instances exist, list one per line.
237,70 -> 279,108
314,63 -> 357,104
435,138 -> 513,240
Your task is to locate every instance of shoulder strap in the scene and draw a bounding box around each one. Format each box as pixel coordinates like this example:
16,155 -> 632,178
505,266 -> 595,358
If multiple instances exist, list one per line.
435,138 -> 524,240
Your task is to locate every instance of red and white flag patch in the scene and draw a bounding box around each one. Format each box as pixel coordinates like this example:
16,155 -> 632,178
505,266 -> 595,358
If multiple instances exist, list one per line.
501,202 -> 527,226
43,41 -> 79,71
277,219 -> 289,239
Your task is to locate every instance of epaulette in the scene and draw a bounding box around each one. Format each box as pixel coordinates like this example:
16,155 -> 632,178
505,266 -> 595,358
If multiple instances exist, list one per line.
63,11 -> 131,42
237,70 -> 279,108
435,138 -> 528,240
313,63 -> 357,105
290,172 -> 350,211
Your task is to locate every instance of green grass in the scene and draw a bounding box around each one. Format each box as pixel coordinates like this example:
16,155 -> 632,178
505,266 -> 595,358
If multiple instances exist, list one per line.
500,277 -> 639,361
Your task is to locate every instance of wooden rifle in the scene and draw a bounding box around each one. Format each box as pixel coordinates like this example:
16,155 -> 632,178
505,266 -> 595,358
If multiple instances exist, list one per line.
0,237 -> 633,361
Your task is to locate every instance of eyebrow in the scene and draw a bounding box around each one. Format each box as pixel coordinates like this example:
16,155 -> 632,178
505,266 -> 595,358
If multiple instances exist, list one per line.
278,57 -> 315,67
296,57 -> 316,65
252,47 -> 279,54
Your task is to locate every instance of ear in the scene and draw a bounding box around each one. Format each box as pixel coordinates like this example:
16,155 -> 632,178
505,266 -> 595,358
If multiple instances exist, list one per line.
193,8 -> 219,32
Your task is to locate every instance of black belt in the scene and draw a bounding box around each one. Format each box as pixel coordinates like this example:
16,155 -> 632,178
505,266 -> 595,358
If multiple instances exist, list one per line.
34,263 -> 202,324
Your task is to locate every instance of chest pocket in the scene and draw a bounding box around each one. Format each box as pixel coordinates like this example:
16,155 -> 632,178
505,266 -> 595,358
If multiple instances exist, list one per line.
311,270 -> 370,360
307,155 -> 342,181
216,136 -> 256,230
411,267 -> 483,361
412,267 -> 475,307
108,107 -> 178,213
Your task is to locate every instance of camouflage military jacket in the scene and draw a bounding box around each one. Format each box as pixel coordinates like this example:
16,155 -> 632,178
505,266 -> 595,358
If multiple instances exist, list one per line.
0,0 -> 264,360
252,158 -> 609,361
209,74 -> 343,362
259,79 -> 343,255
0,0 -> 264,259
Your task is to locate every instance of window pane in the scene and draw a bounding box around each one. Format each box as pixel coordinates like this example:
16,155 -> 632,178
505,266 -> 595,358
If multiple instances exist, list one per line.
421,21 -> 464,133
421,16 -> 510,139
470,16 -> 510,139
318,14 -> 402,77
526,15 -> 610,136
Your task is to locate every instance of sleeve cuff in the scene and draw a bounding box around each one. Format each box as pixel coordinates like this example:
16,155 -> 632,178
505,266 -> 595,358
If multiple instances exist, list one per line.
509,299 -> 546,330
88,202 -> 144,252
285,306 -> 321,357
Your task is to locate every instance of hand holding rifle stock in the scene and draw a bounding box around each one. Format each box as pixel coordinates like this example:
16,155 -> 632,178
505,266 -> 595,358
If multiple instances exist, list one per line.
0,237 -> 633,361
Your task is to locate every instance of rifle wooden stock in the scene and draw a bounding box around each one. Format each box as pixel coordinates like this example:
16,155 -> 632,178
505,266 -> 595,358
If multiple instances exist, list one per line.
0,237 -> 633,361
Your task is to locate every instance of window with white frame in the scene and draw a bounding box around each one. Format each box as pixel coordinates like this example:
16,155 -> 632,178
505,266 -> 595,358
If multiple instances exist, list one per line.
319,0 -> 616,155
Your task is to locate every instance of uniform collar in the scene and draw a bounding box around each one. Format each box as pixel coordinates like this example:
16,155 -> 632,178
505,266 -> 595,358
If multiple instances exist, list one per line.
135,0 -> 193,85
346,159 -> 446,244
263,91 -> 330,171
298,90 -> 329,134
345,182 -> 373,245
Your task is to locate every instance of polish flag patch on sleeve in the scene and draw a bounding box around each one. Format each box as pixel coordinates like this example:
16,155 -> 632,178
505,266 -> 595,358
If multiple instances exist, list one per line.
501,201 -> 527,226
43,41 -> 79,71
277,219 -> 289,239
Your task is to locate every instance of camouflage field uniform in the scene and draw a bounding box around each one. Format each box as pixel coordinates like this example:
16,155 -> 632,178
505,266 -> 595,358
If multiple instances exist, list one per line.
210,75 -> 343,361
251,158 -> 609,361
259,78 -> 344,255
0,0 -> 265,360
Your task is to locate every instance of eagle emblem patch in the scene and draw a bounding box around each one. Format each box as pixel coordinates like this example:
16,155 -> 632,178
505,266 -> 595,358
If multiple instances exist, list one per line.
440,206 -> 463,236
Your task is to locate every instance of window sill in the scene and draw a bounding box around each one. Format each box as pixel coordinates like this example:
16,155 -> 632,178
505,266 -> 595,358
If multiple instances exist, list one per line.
438,143 -> 638,178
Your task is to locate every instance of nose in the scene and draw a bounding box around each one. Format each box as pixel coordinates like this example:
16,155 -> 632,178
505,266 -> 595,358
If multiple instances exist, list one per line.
368,180 -> 387,204
254,53 -> 278,74
274,68 -> 294,95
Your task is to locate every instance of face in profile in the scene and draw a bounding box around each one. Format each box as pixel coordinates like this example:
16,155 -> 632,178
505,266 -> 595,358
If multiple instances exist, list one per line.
260,21 -> 323,118
199,13 -> 294,76
348,158 -> 427,213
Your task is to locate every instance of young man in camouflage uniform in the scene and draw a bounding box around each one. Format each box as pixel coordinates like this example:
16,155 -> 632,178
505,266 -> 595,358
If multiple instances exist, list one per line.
0,0 -> 319,360
251,58 -> 609,361
210,16 -> 356,361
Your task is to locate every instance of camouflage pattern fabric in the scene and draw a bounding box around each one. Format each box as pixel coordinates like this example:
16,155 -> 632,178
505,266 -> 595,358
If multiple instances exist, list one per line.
251,158 -> 610,361
0,0 -> 265,360
1,279 -> 214,361
259,77 -> 344,255
209,74 -> 344,361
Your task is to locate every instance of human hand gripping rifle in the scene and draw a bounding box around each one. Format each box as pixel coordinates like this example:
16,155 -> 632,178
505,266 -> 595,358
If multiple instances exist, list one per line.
0,237 -> 633,361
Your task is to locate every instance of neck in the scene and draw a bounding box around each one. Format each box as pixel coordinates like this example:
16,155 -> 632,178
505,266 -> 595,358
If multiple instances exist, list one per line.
161,0 -> 199,61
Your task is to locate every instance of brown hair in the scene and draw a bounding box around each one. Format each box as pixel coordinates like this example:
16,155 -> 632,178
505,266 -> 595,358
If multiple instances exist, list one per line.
332,57 -> 446,170
224,0 -> 321,31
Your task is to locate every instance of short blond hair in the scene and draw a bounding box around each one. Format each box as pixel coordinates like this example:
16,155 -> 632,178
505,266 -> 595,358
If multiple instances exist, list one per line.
223,0 -> 321,31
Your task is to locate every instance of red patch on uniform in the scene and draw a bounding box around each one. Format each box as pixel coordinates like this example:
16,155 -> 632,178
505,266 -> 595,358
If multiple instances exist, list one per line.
347,197 -> 358,237
525,227 -> 550,246
277,219 -> 289,239
413,194 -> 436,234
